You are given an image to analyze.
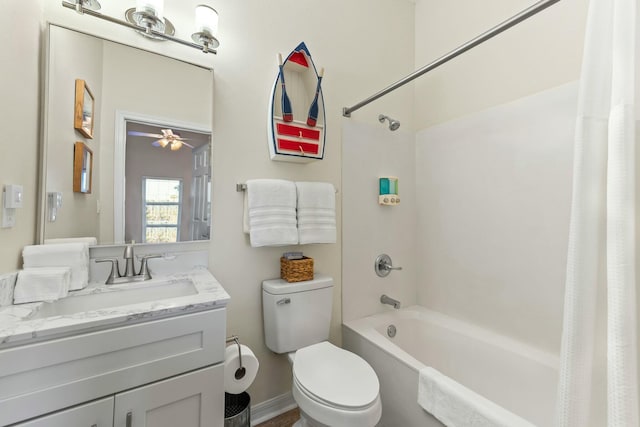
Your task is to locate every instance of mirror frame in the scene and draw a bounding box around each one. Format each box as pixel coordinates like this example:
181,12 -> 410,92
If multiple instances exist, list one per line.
38,23 -> 214,245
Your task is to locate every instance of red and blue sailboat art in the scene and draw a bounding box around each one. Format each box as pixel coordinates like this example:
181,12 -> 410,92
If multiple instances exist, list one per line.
268,42 -> 326,162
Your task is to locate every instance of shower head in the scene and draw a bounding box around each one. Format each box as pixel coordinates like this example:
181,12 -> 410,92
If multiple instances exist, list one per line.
378,114 -> 400,131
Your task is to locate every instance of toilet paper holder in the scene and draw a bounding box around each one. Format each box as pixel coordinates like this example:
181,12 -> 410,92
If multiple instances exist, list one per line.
226,335 -> 246,380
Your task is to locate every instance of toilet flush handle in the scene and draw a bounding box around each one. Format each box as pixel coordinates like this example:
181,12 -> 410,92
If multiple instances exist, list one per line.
277,297 -> 291,305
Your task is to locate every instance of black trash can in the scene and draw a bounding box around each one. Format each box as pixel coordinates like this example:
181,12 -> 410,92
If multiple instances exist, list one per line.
224,392 -> 250,427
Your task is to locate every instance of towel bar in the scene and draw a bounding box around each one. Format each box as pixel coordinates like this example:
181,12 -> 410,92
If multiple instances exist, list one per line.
236,182 -> 338,193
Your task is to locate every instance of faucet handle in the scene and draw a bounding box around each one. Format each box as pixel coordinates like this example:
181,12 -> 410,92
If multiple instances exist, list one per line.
138,254 -> 162,280
375,254 -> 402,277
95,257 -> 121,284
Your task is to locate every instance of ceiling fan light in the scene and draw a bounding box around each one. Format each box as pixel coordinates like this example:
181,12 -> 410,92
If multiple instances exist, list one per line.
170,140 -> 183,151
158,138 -> 169,148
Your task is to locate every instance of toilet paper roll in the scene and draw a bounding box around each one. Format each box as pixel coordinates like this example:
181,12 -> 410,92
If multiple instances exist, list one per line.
224,343 -> 259,394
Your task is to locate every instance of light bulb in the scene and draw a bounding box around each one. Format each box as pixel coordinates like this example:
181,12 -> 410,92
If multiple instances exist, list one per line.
195,5 -> 218,35
136,0 -> 163,20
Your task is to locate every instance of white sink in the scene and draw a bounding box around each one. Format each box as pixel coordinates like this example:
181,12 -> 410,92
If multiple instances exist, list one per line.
30,278 -> 198,319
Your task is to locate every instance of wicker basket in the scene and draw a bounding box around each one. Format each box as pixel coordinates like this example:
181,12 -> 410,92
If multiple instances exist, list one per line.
280,257 -> 314,283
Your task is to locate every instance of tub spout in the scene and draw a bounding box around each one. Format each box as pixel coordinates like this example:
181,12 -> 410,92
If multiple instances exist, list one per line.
380,294 -> 401,309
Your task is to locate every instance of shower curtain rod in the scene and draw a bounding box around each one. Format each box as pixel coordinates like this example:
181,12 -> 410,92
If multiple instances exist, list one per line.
342,0 -> 562,118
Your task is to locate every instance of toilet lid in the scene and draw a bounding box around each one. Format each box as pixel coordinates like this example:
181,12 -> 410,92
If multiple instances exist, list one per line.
293,342 -> 379,409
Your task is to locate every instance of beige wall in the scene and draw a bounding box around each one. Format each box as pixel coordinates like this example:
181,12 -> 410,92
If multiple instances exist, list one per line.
0,1 -> 42,272
414,0 -> 589,128
1,0 -> 416,409
209,0 -> 415,405
6,0 -> 593,413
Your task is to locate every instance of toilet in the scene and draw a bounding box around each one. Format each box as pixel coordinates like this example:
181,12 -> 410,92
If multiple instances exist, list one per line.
262,275 -> 382,427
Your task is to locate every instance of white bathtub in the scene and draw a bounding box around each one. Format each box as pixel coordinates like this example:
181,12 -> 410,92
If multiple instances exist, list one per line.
343,306 -> 559,427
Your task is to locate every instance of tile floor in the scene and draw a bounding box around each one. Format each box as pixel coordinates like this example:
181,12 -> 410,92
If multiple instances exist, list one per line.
255,408 -> 300,427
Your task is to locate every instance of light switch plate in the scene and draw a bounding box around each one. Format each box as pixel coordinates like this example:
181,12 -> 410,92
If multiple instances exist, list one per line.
2,184 -> 22,228
1,208 -> 15,228
4,185 -> 23,209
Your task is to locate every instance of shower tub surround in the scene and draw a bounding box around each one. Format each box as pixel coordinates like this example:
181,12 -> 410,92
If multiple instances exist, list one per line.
343,306 -> 558,426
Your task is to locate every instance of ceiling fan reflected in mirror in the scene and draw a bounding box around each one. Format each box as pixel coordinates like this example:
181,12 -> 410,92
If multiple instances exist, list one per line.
127,129 -> 194,151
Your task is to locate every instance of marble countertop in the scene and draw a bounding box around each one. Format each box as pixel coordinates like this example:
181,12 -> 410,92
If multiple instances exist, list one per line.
0,267 -> 229,347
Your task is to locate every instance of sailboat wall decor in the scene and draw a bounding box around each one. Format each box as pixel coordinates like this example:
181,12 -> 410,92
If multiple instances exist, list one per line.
268,42 -> 326,163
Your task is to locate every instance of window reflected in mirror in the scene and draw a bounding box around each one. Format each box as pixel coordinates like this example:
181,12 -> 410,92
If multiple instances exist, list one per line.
143,178 -> 182,243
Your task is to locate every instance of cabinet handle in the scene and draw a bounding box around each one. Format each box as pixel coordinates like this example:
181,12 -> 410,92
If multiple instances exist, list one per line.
126,412 -> 132,427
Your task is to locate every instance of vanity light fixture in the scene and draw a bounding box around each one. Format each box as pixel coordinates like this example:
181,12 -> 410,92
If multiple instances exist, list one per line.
191,5 -> 220,52
61,0 -> 220,54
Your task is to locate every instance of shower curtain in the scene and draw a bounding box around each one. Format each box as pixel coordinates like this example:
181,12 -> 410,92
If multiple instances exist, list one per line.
555,0 -> 639,426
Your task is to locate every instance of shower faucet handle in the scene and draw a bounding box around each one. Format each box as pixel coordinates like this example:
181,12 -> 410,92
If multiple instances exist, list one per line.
375,254 -> 402,277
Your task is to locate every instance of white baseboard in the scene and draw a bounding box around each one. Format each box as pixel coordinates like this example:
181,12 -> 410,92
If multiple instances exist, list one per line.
250,391 -> 297,426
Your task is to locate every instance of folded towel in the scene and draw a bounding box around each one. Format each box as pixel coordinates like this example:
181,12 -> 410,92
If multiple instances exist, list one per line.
296,182 -> 336,244
44,237 -> 97,246
22,243 -> 90,290
0,272 -> 18,307
13,267 -> 71,304
246,179 -> 298,247
418,367 -> 535,427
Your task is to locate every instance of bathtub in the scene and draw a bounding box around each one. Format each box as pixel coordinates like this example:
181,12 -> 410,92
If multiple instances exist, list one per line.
343,306 -> 559,427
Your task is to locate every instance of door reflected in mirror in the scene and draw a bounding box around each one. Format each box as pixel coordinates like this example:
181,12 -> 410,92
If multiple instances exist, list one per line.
41,24 -> 213,245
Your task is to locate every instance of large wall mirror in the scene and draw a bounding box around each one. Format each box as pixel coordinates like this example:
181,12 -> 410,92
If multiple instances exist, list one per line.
40,24 -> 213,245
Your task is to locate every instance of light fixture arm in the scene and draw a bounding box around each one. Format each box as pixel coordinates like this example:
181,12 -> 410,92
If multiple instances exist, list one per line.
61,1 -> 218,55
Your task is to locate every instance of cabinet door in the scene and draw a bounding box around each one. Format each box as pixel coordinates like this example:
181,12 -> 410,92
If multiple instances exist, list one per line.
114,365 -> 224,427
14,397 -> 114,427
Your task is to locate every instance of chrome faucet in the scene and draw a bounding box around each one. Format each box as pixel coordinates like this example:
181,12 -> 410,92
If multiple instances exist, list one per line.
380,294 -> 401,309
95,244 -> 161,285
123,244 -> 136,277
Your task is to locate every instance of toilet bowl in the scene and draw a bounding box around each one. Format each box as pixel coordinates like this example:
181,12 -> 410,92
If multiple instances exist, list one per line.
289,341 -> 381,427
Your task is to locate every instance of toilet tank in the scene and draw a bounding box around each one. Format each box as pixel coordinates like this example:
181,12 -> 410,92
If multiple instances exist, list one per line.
262,275 -> 333,354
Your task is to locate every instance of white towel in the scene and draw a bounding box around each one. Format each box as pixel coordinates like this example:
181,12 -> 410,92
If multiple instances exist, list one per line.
0,272 -> 17,307
296,182 -> 336,244
22,243 -> 90,290
44,237 -> 97,246
245,179 -> 298,247
418,367 -> 535,427
13,267 -> 71,304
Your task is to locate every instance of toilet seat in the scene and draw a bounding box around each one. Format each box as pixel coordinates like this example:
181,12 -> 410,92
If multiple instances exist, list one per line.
291,341 -> 382,427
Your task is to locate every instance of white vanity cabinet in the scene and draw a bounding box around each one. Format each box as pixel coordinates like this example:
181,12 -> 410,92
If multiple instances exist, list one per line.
13,397 -> 115,427
114,365 -> 222,427
1,308 -> 226,427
